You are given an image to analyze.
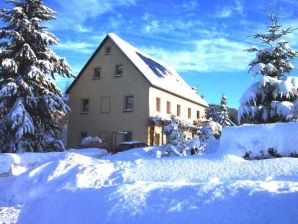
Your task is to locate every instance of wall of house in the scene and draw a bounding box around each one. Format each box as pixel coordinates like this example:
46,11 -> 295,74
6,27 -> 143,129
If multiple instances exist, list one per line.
148,87 -> 207,145
67,38 -> 150,150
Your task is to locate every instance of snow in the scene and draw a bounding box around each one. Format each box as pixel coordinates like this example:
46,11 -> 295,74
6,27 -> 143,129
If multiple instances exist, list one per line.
1,123 -> 298,223
266,63 -> 277,72
273,76 -> 298,98
239,76 -> 298,122
251,62 -> 265,75
0,82 -> 18,97
80,136 -> 102,147
1,59 -> 18,73
219,122 -> 298,157
0,148 -> 108,176
108,33 -> 208,107
271,101 -> 296,120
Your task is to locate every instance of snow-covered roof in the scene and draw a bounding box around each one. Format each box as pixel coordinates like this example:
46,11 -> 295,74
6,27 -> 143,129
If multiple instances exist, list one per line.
108,33 -> 208,107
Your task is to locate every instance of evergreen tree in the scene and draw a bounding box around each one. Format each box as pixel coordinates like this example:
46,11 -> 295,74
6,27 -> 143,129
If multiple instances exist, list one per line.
215,94 -> 235,127
239,13 -> 298,124
0,0 -> 72,153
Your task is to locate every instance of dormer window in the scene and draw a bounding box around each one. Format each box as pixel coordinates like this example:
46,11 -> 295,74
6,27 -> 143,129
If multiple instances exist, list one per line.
93,67 -> 101,80
114,64 -> 123,77
105,46 -> 111,55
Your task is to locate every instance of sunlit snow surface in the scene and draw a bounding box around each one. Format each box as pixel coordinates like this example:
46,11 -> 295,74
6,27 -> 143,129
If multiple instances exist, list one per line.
0,141 -> 298,223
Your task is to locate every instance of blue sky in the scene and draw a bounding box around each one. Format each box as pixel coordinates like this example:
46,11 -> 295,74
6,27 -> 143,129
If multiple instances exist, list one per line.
1,0 -> 298,108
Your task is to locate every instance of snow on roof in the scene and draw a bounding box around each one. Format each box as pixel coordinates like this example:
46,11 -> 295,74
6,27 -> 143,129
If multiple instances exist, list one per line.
108,33 -> 208,107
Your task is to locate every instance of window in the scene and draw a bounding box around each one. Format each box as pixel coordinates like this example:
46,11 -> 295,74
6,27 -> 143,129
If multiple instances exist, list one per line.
197,110 -> 200,119
124,131 -> 133,142
100,96 -> 111,113
124,96 -> 134,112
188,108 -> 191,119
81,99 -> 89,113
80,132 -> 87,140
105,46 -> 111,55
114,64 -> 123,77
166,101 -> 171,114
177,104 -> 181,117
156,97 -> 161,112
93,67 -> 101,80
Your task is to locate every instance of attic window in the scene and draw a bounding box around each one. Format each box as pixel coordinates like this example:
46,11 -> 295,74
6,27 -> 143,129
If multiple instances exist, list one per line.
105,46 -> 111,55
114,64 -> 123,77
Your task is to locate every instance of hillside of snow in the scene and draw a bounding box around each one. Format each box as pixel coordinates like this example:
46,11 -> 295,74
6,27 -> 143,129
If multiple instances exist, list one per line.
1,123 -> 298,224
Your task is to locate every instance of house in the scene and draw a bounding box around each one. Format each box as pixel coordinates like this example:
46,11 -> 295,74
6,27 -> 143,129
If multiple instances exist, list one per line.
66,33 -> 208,151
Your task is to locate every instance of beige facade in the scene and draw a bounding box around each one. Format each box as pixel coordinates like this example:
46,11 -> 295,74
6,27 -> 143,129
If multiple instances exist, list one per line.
67,34 -> 208,151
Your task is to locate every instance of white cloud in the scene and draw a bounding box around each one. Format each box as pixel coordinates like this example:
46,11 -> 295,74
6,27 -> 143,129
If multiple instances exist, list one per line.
142,38 -> 251,73
215,0 -> 243,18
50,0 -> 136,32
181,0 -> 198,11
144,20 -> 160,33
216,8 -> 233,18
53,35 -> 105,54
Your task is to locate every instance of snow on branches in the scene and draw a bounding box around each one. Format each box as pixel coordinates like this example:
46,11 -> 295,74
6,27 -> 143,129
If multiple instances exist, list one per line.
159,115 -> 189,157
214,95 -> 236,127
0,0 -> 72,152
239,13 -> 298,124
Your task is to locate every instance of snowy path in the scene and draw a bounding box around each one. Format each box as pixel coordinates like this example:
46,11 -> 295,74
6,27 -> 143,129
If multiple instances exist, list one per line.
0,149 -> 298,223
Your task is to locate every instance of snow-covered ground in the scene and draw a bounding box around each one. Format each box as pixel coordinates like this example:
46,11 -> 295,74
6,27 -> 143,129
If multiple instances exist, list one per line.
1,124 -> 298,224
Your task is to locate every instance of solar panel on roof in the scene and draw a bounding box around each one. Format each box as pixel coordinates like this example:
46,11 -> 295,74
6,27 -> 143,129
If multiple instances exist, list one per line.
136,52 -> 172,78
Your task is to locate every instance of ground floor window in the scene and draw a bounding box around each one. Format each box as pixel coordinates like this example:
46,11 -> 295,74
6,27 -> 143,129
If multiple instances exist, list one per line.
123,131 -> 133,142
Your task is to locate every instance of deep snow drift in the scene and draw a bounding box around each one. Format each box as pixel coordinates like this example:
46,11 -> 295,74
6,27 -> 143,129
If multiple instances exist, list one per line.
220,121 -> 298,157
1,124 -> 298,224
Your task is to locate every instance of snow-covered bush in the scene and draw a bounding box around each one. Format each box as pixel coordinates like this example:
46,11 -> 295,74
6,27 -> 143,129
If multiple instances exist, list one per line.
239,13 -> 298,124
197,119 -> 222,152
0,0 -> 72,152
79,136 -> 102,148
219,122 -> 298,159
158,116 -> 189,157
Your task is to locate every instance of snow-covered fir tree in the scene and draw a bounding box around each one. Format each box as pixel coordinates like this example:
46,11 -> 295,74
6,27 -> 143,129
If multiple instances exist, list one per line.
215,94 -> 236,127
0,0 -> 72,153
239,13 -> 298,124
